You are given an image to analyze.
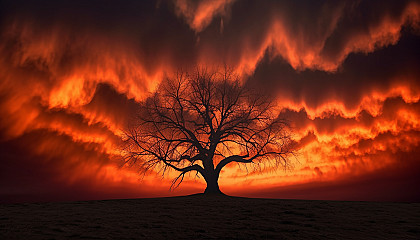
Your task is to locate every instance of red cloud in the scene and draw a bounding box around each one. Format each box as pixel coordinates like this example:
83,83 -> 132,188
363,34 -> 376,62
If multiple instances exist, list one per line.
0,0 -> 419,202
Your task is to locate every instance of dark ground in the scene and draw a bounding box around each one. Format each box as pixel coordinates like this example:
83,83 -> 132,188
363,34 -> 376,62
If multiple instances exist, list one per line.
1,194 -> 419,239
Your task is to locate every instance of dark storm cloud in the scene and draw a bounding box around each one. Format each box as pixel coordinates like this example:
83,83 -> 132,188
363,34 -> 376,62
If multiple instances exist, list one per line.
249,29 -> 420,111
320,0 -> 417,61
84,83 -> 140,129
279,97 -> 420,137
0,0 -> 419,202
1,0 -> 418,74
0,129 -> 110,203
0,0 -> 197,76
193,0 -> 419,72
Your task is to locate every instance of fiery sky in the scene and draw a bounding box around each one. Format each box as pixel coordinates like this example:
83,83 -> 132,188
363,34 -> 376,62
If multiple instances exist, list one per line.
1,0 -> 420,203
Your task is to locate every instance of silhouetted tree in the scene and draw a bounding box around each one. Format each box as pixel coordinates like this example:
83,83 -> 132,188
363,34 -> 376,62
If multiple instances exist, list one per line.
123,68 -> 294,194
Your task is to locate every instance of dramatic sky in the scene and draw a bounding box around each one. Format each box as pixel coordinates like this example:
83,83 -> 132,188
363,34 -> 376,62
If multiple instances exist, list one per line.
1,0 -> 420,203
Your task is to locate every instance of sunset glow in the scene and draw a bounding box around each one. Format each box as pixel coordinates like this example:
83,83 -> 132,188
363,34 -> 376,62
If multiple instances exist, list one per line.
1,0 -> 419,202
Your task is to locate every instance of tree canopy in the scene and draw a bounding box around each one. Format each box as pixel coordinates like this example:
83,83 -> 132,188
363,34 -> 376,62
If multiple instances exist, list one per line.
123,68 -> 295,194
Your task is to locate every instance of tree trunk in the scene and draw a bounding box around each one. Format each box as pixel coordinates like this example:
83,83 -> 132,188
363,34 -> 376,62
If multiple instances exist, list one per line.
204,173 -> 223,195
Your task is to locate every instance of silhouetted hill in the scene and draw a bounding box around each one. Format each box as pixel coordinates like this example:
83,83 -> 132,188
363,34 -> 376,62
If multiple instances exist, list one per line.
1,195 -> 419,239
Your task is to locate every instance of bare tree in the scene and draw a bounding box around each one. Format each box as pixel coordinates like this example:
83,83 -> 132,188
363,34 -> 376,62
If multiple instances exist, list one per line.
123,68 -> 294,194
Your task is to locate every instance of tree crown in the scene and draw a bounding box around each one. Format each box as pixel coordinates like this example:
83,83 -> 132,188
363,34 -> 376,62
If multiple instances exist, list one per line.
123,68 -> 294,190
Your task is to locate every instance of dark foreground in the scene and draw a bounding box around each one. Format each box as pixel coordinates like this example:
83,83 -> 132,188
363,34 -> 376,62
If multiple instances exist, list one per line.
1,195 -> 419,239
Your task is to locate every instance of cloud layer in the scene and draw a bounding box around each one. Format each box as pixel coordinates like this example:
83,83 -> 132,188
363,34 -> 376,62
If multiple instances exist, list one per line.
0,0 -> 419,202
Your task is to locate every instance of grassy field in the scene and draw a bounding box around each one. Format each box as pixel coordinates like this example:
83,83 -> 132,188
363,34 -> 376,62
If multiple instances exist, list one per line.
1,194 -> 419,239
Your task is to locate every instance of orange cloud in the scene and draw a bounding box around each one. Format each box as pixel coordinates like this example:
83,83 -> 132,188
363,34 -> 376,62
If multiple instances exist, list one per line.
195,1 -> 420,75
173,0 -> 235,32
1,0 -> 419,202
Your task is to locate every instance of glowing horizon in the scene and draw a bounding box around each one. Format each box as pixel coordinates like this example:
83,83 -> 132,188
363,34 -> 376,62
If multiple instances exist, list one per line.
1,0 -> 419,202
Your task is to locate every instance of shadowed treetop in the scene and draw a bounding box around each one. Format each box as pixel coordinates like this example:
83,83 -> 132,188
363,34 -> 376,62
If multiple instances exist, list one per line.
123,68 -> 295,194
